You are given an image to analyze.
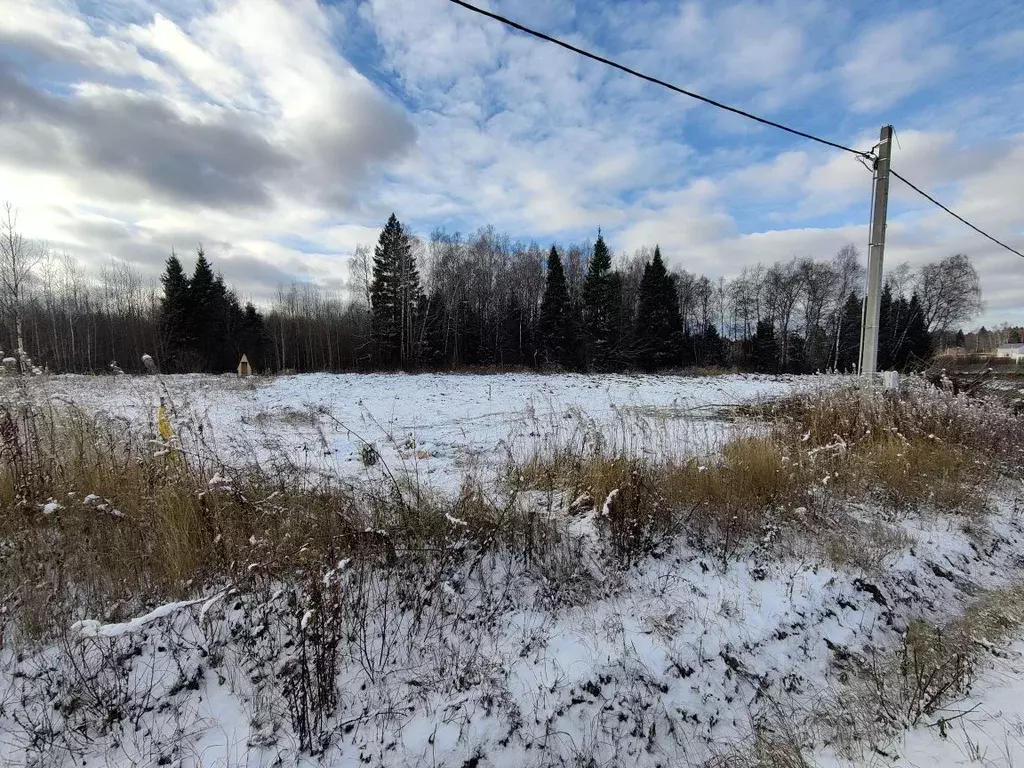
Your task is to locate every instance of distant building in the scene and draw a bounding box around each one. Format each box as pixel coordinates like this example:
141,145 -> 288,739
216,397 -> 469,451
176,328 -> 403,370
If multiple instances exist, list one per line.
995,344 -> 1024,362
237,354 -> 252,376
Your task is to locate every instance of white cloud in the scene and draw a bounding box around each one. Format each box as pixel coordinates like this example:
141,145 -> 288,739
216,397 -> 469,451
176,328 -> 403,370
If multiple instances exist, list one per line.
0,0 -> 1020,330
0,0 -> 415,297
981,28 -> 1024,60
840,11 -> 955,113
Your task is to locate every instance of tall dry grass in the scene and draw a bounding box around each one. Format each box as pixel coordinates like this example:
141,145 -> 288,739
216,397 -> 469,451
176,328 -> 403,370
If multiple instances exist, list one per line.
0,397 -> 557,647
512,376 -> 1024,566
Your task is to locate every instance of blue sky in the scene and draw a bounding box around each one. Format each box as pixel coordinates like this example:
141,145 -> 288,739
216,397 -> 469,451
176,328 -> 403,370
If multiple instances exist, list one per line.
1,0 -> 1022,324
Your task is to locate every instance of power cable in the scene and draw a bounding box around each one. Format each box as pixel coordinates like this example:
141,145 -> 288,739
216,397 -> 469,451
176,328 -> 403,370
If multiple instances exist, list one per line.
448,0 -> 1023,261
446,0 -> 872,160
890,169 -> 1024,259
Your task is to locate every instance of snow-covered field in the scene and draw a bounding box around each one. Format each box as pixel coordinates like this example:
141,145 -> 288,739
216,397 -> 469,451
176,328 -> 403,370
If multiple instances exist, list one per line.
12,372 -> 816,491
4,372 -> 1024,768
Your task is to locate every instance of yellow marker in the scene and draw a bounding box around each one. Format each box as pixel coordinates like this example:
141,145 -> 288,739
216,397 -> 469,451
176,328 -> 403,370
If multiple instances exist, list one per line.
157,401 -> 174,442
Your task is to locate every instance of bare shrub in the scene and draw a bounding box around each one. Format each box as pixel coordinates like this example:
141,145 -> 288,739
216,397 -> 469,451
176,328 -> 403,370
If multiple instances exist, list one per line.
830,585 -> 1024,740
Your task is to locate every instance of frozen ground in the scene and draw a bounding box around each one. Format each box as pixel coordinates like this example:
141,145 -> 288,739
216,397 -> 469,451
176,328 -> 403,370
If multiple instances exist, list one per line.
821,639 -> 1024,768
8,372 -> 819,491
4,372 -> 1024,767
5,498 -> 1024,767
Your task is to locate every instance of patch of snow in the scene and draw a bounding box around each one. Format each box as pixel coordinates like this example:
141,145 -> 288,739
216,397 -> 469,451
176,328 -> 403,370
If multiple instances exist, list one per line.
601,488 -> 619,516
71,598 -> 203,638
39,500 -> 62,515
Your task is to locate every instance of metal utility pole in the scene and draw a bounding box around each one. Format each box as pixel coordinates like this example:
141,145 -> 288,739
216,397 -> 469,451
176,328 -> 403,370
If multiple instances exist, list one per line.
859,125 -> 893,377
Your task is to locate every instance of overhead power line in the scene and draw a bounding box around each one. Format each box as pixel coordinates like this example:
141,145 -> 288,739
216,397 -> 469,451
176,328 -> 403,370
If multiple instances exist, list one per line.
448,0 -> 1023,264
890,169 -> 1024,259
446,0 -> 872,159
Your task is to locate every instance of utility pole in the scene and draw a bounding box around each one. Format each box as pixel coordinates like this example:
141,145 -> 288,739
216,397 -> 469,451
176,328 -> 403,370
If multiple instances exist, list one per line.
859,125 -> 893,377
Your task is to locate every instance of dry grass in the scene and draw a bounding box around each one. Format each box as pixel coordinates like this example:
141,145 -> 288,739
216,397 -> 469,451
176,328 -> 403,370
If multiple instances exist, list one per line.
842,436 -> 990,517
0,400 -> 556,647
759,379 -> 1024,471
517,431 -> 822,564
514,376 -> 1024,567
824,584 -> 1024,748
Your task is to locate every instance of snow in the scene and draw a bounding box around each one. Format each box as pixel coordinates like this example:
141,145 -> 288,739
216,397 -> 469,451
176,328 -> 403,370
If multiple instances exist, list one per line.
600,488 -> 619,516
6,493 -> 1016,767
2,371 -> 821,492
819,640 -> 1024,767
39,499 -> 61,515
5,372 -> 1024,767
71,598 -> 205,638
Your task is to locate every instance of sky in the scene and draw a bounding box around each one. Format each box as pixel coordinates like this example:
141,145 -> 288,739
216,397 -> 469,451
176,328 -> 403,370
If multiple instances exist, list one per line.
1,0 -> 1022,326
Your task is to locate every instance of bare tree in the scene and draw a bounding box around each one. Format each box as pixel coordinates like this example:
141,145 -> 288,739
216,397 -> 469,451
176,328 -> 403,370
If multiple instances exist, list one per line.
886,261 -> 914,299
348,245 -> 373,309
0,202 -> 45,356
915,253 -> 983,335
826,244 -> 864,368
796,256 -> 837,369
762,260 -> 803,368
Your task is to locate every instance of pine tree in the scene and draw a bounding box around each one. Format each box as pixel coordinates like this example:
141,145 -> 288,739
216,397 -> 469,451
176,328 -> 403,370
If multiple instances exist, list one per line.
905,294 -> 933,368
582,232 -> 619,371
698,324 -> 726,368
370,214 -> 420,369
240,302 -> 271,372
539,246 -> 571,367
159,251 -> 191,370
836,292 -> 862,371
752,319 -> 780,373
635,246 -> 682,370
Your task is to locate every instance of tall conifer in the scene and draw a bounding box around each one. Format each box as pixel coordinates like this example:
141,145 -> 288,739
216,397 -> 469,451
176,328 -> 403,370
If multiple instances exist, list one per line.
582,232 -> 619,370
539,245 -> 571,367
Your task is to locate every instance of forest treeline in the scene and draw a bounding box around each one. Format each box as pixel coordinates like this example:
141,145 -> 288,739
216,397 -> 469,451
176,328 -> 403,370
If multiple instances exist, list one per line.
3,210 -> 990,375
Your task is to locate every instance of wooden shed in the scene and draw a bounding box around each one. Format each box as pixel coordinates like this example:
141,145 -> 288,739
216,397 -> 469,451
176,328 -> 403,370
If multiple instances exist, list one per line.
237,354 -> 252,377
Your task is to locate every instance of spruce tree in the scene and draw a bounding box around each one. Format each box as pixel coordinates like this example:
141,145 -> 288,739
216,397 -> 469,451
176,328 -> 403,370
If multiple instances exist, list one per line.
370,213 -> 419,369
539,246 -> 570,367
371,215 -> 400,367
582,232 -> 618,370
836,292 -> 862,371
188,250 -> 226,371
607,271 -> 624,369
240,302 -> 271,372
159,251 -> 191,370
394,229 -> 421,368
635,246 -> 682,370
699,324 -> 726,368
905,294 -> 933,368
752,319 -> 780,373
785,332 -> 806,374
877,284 -> 897,370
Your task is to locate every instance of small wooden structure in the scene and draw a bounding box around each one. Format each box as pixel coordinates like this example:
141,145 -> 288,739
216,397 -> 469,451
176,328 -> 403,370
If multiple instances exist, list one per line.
237,354 -> 252,377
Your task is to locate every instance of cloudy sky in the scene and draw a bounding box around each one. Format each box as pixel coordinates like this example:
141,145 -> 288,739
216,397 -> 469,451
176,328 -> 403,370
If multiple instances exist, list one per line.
1,0 -> 1022,325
